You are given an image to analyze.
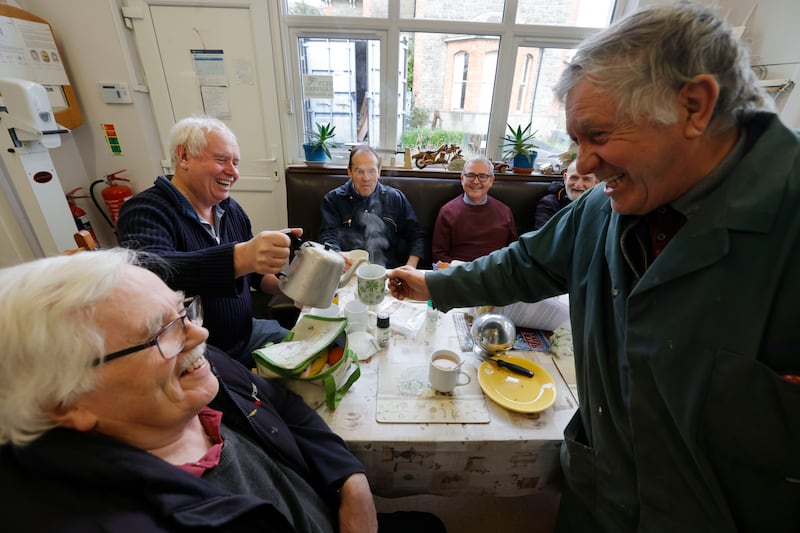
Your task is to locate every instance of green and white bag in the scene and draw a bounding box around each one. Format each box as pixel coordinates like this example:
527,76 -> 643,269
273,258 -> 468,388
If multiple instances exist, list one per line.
252,315 -> 360,409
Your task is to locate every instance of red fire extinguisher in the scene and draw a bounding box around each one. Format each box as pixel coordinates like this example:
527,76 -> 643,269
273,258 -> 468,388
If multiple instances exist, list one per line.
66,187 -> 98,242
91,169 -> 133,228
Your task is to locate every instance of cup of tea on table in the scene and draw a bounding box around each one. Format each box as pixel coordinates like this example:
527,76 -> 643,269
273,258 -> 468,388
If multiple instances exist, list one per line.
429,349 -> 471,393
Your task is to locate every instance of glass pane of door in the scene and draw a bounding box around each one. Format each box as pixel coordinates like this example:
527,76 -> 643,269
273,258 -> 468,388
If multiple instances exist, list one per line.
298,36 -> 381,148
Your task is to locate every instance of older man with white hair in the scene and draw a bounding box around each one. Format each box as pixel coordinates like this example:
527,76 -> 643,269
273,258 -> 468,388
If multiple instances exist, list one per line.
0,249 -> 445,533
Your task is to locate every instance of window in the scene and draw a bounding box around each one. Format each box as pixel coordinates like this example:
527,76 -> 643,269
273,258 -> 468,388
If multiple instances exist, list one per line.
516,54 -> 532,112
297,36 -> 381,146
507,47 -> 578,161
400,0 -> 505,22
480,52 -> 498,114
450,52 -> 469,111
402,32 -> 499,159
516,0 -> 616,27
282,0 -> 620,164
287,0 -> 389,17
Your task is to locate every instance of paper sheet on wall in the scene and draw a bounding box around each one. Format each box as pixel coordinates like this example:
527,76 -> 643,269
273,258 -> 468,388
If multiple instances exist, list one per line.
191,49 -> 227,86
200,85 -> 231,119
0,16 -> 69,86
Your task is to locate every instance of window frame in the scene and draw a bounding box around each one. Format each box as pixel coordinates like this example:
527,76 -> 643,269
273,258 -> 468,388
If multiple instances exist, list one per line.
279,0 -> 629,163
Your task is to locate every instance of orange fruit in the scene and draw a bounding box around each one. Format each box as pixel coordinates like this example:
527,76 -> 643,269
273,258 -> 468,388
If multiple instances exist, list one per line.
327,346 -> 345,365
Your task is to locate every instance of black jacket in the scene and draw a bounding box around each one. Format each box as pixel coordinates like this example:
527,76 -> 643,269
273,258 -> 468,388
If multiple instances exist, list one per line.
1,346 -> 364,532
533,181 -> 571,230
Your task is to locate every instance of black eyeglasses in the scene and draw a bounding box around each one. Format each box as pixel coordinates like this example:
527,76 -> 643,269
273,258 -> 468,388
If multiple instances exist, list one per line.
463,173 -> 492,183
92,297 -> 203,367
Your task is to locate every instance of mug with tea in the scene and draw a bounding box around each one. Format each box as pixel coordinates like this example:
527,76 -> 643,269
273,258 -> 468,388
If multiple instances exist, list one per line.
428,349 -> 471,393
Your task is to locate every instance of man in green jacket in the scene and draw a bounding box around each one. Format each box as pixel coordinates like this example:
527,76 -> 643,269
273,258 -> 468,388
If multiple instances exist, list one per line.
389,4 -> 799,532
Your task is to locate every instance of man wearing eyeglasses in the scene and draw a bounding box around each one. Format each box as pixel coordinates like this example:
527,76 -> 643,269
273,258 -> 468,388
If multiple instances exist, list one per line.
432,156 -> 517,264
319,145 -> 425,269
0,249 -> 445,533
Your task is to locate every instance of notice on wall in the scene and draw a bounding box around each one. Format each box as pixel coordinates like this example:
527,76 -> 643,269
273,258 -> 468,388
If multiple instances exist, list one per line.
303,74 -> 334,99
191,49 -> 227,86
0,15 -> 69,86
192,49 -> 231,119
200,85 -> 231,119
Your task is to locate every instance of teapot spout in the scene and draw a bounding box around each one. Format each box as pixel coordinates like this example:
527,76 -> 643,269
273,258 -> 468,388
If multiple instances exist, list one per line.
339,257 -> 368,287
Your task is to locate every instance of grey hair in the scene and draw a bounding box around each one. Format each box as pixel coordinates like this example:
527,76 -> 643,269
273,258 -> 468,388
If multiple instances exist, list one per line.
169,116 -> 237,167
0,249 -> 140,446
555,2 -> 773,136
463,156 -> 495,174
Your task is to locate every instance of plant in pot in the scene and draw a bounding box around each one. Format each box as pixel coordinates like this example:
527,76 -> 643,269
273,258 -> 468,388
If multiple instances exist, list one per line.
303,122 -> 337,163
500,122 -> 538,174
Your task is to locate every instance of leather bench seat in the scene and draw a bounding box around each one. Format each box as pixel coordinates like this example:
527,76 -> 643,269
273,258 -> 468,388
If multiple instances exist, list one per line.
285,166 -> 559,269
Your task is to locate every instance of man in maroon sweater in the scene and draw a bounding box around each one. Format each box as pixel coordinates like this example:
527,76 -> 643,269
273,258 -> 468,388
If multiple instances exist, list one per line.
432,156 -> 517,264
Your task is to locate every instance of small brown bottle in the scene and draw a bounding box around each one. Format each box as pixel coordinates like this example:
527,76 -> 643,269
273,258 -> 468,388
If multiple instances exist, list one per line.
376,312 -> 390,347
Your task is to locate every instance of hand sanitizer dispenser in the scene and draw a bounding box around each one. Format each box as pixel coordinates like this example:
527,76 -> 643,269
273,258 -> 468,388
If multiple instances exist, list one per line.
0,77 -> 76,255
0,78 -> 66,148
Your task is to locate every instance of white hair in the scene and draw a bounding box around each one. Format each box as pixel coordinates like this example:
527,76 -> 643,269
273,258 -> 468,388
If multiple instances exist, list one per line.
0,249 -> 139,446
169,115 -> 237,167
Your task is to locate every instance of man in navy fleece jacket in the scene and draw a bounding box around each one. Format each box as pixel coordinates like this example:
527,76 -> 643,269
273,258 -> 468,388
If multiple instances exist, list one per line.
118,116 -> 300,367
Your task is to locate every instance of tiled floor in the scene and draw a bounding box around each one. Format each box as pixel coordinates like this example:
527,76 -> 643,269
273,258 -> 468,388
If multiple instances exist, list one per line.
375,492 -> 561,533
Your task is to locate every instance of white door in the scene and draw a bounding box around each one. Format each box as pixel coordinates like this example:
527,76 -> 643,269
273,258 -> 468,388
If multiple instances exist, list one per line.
125,0 -> 287,232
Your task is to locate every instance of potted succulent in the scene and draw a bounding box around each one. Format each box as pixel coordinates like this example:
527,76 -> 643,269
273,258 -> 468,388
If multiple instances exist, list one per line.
500,122 -> 538,174
303,122 -> 337,163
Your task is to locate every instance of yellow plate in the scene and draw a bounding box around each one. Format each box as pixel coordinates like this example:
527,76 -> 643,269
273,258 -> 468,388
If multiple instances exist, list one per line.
477,355 -> 557,413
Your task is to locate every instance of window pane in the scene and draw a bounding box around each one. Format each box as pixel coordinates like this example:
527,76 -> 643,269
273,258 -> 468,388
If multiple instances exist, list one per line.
516,0 -> 616,27
400,32 -> 499,159
400,0 -> 506,22
298,37 -> 381,148
398,0 -> 615,26
287,0 -> 388,17
506,47 -> 576,168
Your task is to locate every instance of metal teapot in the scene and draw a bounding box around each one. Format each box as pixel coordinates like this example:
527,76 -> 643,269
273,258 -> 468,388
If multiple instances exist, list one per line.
278,235 -> 367,308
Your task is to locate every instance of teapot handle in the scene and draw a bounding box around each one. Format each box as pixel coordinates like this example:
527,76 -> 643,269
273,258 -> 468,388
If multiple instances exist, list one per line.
283,230 -> 304,256
277,231 -> 306,280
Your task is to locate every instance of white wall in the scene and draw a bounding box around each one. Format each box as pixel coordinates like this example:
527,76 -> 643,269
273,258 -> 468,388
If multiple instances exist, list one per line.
14,0 -> 165,248
637,0 -> 800,127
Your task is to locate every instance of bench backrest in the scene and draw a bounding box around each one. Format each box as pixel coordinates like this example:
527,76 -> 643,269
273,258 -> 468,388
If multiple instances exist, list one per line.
286,168 -> 557,267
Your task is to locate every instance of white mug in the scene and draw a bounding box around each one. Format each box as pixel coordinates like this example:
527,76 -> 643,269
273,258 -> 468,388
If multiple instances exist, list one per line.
429,349 -> 471,393
356,263 -> 387,306
344,299 -> 376,332
309,303 -> 339,318
348,249 -> 369,265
